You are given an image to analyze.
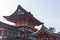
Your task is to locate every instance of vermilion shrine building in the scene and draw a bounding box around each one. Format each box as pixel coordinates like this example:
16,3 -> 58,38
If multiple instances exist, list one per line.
0,5 -> 60,40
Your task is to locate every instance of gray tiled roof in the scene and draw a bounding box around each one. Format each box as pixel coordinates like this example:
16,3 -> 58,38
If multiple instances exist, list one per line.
32,24 -> 60,38
3,5 -> 43,26
0,21 -> 18,31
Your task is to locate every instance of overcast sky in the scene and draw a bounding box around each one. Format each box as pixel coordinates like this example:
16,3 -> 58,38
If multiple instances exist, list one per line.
0,0 -> 60,32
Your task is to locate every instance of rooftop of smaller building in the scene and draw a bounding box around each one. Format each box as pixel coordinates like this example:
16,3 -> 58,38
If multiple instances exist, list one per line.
32,24 -> 60,38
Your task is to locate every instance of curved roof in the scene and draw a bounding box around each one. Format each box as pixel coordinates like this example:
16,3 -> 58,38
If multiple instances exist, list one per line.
3,5 -> 43,26
0,21 -> 18,31
32,24 -> 60,38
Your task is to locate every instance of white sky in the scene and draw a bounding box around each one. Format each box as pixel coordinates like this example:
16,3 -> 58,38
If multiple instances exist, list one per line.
0,0 -> 60,32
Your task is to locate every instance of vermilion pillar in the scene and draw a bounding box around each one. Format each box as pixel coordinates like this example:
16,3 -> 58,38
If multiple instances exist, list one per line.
2,28 -> 4,40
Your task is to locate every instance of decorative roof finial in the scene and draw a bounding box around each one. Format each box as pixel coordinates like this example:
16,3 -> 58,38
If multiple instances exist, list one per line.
17,5 -> 22,9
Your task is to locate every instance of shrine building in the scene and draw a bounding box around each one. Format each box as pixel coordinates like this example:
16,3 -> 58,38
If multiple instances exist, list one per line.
0,5 -> 60,40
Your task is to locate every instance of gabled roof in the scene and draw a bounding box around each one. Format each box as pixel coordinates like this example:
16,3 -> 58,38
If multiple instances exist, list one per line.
3,5 -> 43,26
36,25 -> 56,35
3,5 -> 30,19
0,21 -> 18,31
32,24 -> 59,38
15,5 -> 29,14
